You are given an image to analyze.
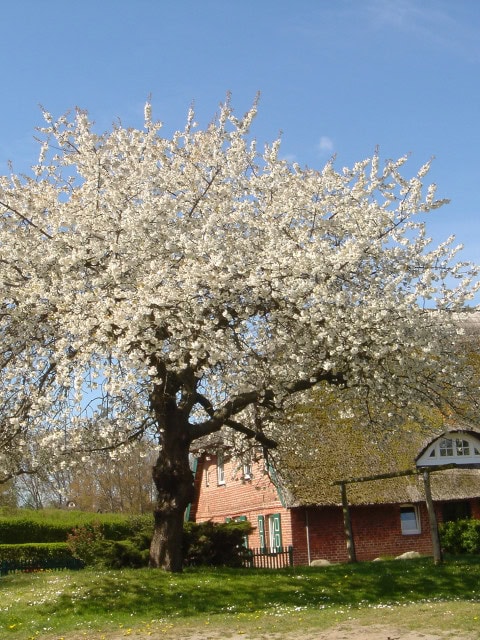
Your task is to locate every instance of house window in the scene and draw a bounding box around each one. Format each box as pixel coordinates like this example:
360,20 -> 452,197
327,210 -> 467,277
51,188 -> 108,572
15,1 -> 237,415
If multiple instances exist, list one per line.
438,437 -> 474,457
400,505 -> 421,535
258,513 -> 283,551
442,500 -> 471,523
243,463 -> 252,480
456,439 -> 471,456
217,451 -> 225,485
439,438 -> 473,457
226,515 -> 249,547
268,513 -> 283,551
417,433 -> 480,466
257,515 -> 266,551
439,438 -> 454,457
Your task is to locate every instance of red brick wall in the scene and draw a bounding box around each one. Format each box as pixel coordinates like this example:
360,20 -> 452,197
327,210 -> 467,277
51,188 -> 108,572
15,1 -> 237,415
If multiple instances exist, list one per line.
291,504 -> 435,564
191,454 -> 293,549
290,506 -> 346,564
291,500 -> 480,565
470,499 -> 480,519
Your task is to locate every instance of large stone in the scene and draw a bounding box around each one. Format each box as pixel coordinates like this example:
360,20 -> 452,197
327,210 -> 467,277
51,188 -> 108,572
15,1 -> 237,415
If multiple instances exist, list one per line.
395,551 -> 421,560
310,558 -> 331,566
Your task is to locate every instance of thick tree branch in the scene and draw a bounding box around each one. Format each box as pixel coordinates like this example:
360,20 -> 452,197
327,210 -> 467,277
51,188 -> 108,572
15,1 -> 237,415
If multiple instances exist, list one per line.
190,368 -> 346,443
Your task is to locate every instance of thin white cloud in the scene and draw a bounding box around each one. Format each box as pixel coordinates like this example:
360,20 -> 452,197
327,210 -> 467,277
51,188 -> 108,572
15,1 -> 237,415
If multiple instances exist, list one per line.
318,136 -> 334,155
367,0 -> 480,61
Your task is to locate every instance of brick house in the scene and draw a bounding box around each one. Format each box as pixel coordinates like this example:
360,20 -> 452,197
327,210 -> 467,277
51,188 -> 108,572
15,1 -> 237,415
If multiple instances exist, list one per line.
189,423 -> 480,565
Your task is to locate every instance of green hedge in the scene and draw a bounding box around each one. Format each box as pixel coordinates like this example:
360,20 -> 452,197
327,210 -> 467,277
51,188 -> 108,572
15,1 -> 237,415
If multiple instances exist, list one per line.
0,519 -> 72,543
66,519 -> 253,569
440,519 -> 480,554
0,542 -> 75,563
0,512 -> 153,544
0,511 -> 252,569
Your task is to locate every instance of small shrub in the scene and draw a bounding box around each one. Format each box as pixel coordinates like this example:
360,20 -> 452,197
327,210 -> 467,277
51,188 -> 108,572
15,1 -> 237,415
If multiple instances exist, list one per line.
67,521 -> 106,565
439,519 -> 480,554
66,518 -> 153,568
459,520 -> 480,554
97,527 -> 152,569
102,540 -> 150,569
183,520 -> 252,567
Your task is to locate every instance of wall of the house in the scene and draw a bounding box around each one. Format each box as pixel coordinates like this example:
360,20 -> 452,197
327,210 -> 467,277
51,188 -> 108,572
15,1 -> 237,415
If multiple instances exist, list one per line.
191,454 -> 293,549
291,498 -> 480,564
473,500 -> 480,519
191,454 -> 480,565
437,497 -> 480,522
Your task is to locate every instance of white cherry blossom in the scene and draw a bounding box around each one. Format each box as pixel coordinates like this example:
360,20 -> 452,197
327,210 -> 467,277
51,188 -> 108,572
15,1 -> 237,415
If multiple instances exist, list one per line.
0,100 -> 478,570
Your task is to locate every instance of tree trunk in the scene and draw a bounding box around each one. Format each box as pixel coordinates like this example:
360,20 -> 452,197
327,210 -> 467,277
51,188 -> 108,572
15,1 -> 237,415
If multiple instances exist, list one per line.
149,426 -> 194,572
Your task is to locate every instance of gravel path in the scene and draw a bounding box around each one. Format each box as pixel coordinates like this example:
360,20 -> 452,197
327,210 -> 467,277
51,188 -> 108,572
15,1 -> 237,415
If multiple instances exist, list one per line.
64,621 -> 475,640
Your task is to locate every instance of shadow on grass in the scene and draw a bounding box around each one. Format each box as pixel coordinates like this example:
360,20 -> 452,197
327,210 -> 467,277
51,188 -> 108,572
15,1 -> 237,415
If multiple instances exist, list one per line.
46,556 -> 480,620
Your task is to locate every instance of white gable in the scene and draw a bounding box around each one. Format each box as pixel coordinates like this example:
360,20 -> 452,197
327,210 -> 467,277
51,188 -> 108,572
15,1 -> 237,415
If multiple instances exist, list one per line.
416,431 -> 480,467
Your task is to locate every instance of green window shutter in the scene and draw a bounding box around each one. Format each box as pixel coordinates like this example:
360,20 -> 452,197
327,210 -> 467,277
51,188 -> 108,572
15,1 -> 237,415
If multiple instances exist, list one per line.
257,515 -> 266,551
271,513 -> 282,550
225,517 -> 232,523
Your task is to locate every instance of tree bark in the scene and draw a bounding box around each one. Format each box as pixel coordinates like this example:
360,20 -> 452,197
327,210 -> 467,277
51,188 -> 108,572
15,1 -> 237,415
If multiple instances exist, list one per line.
423,470 -> 443,565
340,482 -> 357,563
149,424 -> 194,572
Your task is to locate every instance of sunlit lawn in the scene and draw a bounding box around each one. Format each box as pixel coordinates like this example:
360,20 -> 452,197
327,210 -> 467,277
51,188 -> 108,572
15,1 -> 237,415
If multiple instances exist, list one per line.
1,556 -> 479,639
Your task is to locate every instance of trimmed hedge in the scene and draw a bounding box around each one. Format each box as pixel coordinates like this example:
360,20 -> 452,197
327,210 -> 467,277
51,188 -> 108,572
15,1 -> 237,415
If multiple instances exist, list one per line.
0,512 -> 153,544
0,542 -> 75,563
0,519 -> 72,544
440,519 -> 480,554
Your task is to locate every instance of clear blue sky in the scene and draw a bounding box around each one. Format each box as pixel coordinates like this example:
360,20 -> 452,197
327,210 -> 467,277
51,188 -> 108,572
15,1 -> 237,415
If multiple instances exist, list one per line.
1,0 -> 479,274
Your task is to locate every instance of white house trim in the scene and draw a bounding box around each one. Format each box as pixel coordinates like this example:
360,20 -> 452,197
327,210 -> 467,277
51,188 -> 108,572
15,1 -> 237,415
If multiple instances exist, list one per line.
416,431 -> 480,467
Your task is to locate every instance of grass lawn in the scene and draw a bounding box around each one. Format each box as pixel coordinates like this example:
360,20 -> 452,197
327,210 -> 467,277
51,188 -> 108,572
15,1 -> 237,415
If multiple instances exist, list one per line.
0,556 -> 479,639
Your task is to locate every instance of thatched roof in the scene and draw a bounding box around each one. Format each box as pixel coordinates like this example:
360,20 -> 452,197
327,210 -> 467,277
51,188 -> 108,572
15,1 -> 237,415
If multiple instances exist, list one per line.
273,418 -> 480,508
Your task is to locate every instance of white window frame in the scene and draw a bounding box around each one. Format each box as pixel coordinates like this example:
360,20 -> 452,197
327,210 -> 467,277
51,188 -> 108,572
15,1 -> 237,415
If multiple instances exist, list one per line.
268,513 -> 282,551
417,433 -> 480,466
217,451 -> 225,485
400,504 -> 421,535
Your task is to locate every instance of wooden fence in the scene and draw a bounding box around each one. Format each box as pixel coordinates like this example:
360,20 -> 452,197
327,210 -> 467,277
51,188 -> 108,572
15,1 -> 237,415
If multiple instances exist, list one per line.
243,546 -> 294,569
0,558 -> 84,576
1,551 -> 294,574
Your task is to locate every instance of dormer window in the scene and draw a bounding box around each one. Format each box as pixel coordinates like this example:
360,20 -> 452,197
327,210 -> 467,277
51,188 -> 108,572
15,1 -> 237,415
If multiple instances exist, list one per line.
417,432 -> 480,466
439,438 -> 455,457
439,437 -> 474,457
